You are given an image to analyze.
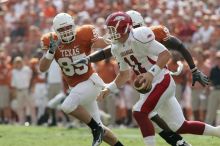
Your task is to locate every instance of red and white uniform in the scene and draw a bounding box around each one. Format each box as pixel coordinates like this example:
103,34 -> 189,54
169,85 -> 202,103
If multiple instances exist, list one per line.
111,26 -> 185,131
41,25 -> 105,124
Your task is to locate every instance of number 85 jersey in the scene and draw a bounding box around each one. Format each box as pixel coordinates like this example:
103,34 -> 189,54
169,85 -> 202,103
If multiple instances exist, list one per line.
111,26 -> 170,81
41,25 -> 98,87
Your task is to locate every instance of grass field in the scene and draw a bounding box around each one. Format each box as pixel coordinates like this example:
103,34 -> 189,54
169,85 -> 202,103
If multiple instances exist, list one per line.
0,125 -> 220,146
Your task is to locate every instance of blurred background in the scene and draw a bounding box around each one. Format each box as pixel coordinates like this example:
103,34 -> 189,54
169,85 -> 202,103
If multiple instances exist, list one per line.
0,0 -> 220,129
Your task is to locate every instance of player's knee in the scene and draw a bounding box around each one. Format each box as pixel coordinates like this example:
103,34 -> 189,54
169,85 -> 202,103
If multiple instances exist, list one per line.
133,111 -> 142,122
60,102 -> 76,114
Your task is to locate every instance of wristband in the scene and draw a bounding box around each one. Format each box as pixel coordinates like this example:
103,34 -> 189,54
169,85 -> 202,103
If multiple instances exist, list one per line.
106,82 -> 118,92
148,64 -> 161,77
45,51 -> 54,60
191,66 -> 197,73
189,64 -> 196,70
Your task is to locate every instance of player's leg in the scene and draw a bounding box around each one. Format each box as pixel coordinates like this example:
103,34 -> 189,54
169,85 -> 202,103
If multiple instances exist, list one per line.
151,115 -> 191,146
133,111 -> 156,146
152,96 -> 192,146
159,96 -> 220,138
132,74 -> 174,146
82,73 -> 124,146
84,100 -> 123,146
60,77 -> 105,146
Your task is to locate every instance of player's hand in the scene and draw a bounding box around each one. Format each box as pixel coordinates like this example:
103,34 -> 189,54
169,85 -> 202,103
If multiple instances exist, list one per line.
72,56 -> 90,65
139,72 -> 154,90
192,68 -> 209,87
97,88 -> 110,101
48,34 -> 61,54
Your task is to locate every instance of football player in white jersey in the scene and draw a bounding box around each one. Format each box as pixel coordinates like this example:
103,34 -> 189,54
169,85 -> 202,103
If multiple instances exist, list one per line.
97,12 -> 220,146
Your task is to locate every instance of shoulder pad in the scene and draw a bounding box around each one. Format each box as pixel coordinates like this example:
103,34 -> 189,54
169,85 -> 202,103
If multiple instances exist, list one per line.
132,26 -> 155,43
40,32 -> 58,50
76,25 -> 99,42
150,25 -> 170,42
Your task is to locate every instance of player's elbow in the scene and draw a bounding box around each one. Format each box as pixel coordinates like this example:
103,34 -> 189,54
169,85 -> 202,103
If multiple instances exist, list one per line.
165,50 -> 171,60
39,65 -> 47,73
161,50 -> 171,60
158,50 -> 171,67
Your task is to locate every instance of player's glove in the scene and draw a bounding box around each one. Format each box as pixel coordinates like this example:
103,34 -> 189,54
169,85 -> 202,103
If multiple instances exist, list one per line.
191,67 -> 209,87
48,34 -> 61,54
72,56 -> 90,65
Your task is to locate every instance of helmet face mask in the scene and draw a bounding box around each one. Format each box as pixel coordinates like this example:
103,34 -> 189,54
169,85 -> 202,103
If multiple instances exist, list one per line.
53,13 -> 76,43
107,26 -> 121,42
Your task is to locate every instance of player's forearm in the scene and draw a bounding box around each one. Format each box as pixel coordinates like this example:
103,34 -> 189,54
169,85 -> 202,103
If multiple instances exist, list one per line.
164,36 -> 196,69
148,50 -> 171,77
89,46 -> 112,62
39,57 -> 53,72
156,50 -> 171,69
106,70 -> 130,92
114,70 -> 130,88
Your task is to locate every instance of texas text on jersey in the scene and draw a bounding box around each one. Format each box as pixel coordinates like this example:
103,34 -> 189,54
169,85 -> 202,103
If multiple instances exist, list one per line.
41,25 -> 99,87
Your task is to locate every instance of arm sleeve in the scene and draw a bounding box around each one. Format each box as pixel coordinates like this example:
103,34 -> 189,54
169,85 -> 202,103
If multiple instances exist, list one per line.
89,45 -> 112,62
163,36 -> 196,69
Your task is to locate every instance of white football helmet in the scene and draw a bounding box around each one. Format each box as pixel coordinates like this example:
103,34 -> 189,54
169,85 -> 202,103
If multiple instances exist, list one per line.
52,13 -> 76,43
126,10 -> 145,28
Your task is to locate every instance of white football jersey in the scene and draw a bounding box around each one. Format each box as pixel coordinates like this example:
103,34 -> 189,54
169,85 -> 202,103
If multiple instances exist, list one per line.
111,26 -> 169,82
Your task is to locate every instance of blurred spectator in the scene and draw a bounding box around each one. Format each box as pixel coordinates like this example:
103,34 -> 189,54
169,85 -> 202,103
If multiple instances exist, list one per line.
191,51 -> 210,121
0,49 -> 11,124
11,56 -> 36,125
192,15 -> 215,45
29,50 -> 47,122
38,60 -> 63,126
205,51 -> 220,125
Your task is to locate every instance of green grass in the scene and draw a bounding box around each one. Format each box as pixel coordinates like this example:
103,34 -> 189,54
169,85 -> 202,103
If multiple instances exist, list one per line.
0,125 -> 219,146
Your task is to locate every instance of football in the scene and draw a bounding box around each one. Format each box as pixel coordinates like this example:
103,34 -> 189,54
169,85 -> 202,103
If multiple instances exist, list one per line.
133,75 -> 152,94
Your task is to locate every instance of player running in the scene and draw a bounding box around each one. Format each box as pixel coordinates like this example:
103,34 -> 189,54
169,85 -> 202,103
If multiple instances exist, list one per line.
39,13 -> 123,146
96,12 -> 220,146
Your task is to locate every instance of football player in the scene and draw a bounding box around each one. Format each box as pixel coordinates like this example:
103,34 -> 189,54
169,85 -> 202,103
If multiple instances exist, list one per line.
39,13 -> 123,146
73,10 -> 206,146
75,10 -> 209,88
96,12 -> 220,146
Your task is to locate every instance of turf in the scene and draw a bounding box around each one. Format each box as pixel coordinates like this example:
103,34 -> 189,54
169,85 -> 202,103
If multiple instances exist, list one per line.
0,125 -> 219,146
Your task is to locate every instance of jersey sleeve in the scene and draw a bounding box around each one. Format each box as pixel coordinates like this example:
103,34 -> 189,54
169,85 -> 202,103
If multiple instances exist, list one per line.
111,45 -> 130,71
150,25 -> 170,43
40,32 -> 58,51
146,40 -> 168,56
133,27 -> 168,56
